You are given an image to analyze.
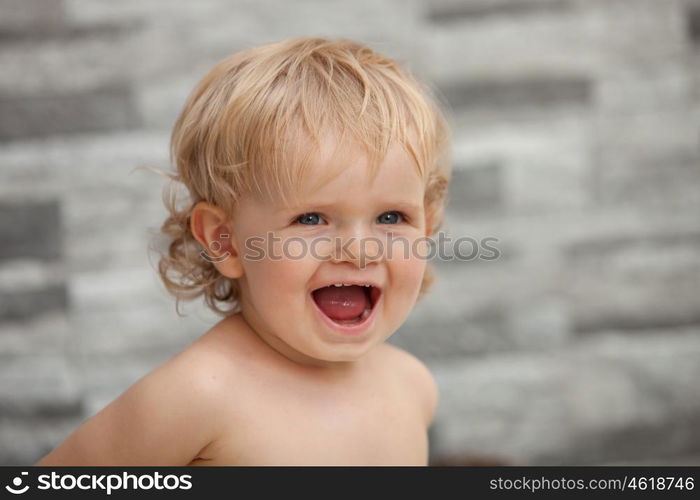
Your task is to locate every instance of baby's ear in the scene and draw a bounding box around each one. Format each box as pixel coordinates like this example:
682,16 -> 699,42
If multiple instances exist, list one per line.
424,198 -> 446,237
190,201 -> 243,279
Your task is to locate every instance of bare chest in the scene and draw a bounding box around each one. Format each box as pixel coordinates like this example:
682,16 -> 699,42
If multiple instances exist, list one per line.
189,382 -> 428,466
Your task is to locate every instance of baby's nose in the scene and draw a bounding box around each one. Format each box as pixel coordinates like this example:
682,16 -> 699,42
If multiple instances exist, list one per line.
333,226 -> 383,268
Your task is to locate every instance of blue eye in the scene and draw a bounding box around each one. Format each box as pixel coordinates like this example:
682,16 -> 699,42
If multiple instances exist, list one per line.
296,213 -> 324,225
295,211 -> 406,225
377,211 -> 404,224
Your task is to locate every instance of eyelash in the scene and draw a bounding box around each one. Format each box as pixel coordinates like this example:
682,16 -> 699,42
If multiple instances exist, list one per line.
294,211 -> 409,226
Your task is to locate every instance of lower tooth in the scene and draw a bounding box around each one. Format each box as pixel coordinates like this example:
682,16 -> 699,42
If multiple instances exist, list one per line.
333,308 -> 371,325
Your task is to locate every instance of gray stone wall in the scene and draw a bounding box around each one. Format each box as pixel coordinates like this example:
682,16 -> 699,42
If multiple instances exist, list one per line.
1,0 -> 698,465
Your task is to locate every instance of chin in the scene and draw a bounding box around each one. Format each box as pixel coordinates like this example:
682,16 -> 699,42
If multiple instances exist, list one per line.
311,341 -> 376,364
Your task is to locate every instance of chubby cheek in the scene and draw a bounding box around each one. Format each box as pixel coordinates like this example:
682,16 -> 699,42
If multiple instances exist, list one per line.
385,238 -> 428,320
393,256 -> 426,301
241,252 -> 317,323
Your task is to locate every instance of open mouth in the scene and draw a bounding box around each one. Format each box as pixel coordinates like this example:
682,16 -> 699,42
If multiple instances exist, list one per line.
311,284 -> 381,325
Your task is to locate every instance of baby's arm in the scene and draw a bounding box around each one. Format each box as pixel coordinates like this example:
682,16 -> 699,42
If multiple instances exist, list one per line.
34,349 -> 222,466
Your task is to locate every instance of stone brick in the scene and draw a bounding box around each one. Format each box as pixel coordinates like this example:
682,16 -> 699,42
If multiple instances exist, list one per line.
0,21 -> 147,95
595,151 -> 700,207
437,204 -> 700,352
0,260 -> 65,292
69,266 -> 200,353
62,186 -> 163,232
687,3 -> 700,43
75,305 -> 196,359
564,230 -> 700,332
0,311 -> 72,358
424,0 -> 686,83
393,268 -> 573,359
78,353 -> 180,419
0,416 -> 84,465
446,162 -> 503,213
65,194 -> 165,273
0,131 -> 170,192
438,77 -> 591,113
506,297 -> 573,348
0,84 -> 140,142
0,200 -> 62,262
135,73 -> 202,130
426,0 -> 572,23
592,112 -> 700,207
392,237 -> 568,359
430,328 -> 700,464
0,283 -> 68,322
0,0 -> 66,31
505,147 -> 591,213
450,116 -> 592,213
0,17 -> 137,43
594,54 -> 695,114
0,0 -> 698,469
7,0 -> 420,97
392,302 -> 508,359
0,355 -> 83,418
429,233 -> 511,266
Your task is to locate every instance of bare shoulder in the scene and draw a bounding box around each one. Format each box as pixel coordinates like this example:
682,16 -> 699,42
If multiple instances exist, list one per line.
34,318 -> 239,466
375,343 -> 439,427
169,314 -> 257,400
180,314 -> 245,372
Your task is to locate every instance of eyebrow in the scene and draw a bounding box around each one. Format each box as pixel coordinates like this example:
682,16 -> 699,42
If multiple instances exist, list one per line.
283,201 -> 423,213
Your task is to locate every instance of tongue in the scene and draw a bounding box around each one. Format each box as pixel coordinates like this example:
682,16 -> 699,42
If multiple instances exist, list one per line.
312,285 -> 369,321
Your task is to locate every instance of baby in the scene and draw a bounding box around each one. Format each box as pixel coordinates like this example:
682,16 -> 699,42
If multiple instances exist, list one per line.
36,36 -> 451,466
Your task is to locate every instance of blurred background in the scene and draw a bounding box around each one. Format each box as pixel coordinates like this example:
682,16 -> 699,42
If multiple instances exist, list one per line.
1,0 -> 699,466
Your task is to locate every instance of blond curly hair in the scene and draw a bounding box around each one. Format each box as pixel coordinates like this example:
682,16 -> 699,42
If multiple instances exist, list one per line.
155,37 -> 451,317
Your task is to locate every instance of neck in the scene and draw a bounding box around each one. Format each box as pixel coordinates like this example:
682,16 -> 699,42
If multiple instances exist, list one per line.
233,307 -> 363,377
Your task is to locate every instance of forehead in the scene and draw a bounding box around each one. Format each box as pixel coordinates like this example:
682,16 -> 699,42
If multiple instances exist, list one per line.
288,134 -> 425,206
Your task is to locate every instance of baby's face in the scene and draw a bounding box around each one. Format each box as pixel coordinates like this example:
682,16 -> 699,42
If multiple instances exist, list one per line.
230,139 -> 429,366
